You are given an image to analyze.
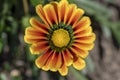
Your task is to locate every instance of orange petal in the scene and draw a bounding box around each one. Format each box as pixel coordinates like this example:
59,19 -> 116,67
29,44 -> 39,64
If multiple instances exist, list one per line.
30,41 -> 49,54
35,49 -> 53,68
24,27 -> 46,44
42,51 -> 56,71
63,3 -> 69,24
64,4 -> 77,24
73,16 -> 91,34
50,2 -> 59,20
30,18 -> 49,34
70,46 -> 88,58
73,57 -> 86,70
50,52 -> 62,71
24,35 -> 46,44
62,50 -> 73,66
73,42 -> 94,50
25,27 -> 43,35
58,64 -> 68,76
58,0 -> 68,23
67,8 -> 84,25
43,4 -> 58,26
74,26 -> 92,38
74,33 -> 96,44
36,5 -> 49,26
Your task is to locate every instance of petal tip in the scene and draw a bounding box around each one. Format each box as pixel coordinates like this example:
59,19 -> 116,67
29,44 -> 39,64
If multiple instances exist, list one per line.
58,65 -> 68,76
73,58 -> 86,70
30,45 -> 40,54
24,36 -> 29,44
35,59 -> 42,68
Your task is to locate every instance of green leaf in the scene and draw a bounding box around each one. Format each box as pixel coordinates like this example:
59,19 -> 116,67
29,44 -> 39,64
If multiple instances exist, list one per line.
2,2 -> 9,15
3,62 -> 11,71
11,76 -> 22,80
30,0 -> 45,6
0,18 -> 5,33
0,39 -> 3,54
21,16 -> 31,29
7,16 -> 18,34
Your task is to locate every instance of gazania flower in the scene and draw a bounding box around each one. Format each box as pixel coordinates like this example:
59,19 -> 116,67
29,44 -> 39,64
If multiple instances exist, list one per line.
24,0 -> 95,76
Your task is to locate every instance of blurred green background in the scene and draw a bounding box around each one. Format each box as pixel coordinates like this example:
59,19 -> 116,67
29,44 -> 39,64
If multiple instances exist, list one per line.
0,0 -> 120,80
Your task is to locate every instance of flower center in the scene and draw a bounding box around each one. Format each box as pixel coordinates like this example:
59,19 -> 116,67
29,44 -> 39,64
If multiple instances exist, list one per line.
51,29 -> 70,48
47,23 -> 74,52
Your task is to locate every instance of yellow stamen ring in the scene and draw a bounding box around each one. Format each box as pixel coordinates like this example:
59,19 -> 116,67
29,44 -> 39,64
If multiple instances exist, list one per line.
51,29 -> 70,48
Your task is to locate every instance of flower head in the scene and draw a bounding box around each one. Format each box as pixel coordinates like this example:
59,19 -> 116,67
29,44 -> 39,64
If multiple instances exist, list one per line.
24,0 -> 96,76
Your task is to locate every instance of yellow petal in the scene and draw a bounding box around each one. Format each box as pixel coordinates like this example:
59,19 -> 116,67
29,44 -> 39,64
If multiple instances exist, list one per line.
36,5 -> 49,26
58,64 -> 68,76
73,57 -> 86,70
30,41 -> 49,54
43,4 -> 58,26
35,49 -> 53,68
73,16 -> 91,34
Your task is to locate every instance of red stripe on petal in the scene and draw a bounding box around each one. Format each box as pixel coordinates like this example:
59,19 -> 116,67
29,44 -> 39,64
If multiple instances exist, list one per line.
35,49 -> 53,68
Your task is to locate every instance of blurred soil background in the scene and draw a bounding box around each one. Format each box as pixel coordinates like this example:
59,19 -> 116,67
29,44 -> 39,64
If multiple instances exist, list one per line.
0,0 -> 120,80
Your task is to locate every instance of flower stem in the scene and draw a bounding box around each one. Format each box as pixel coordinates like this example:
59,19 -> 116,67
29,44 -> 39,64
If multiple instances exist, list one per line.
23,0 -> 29,15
